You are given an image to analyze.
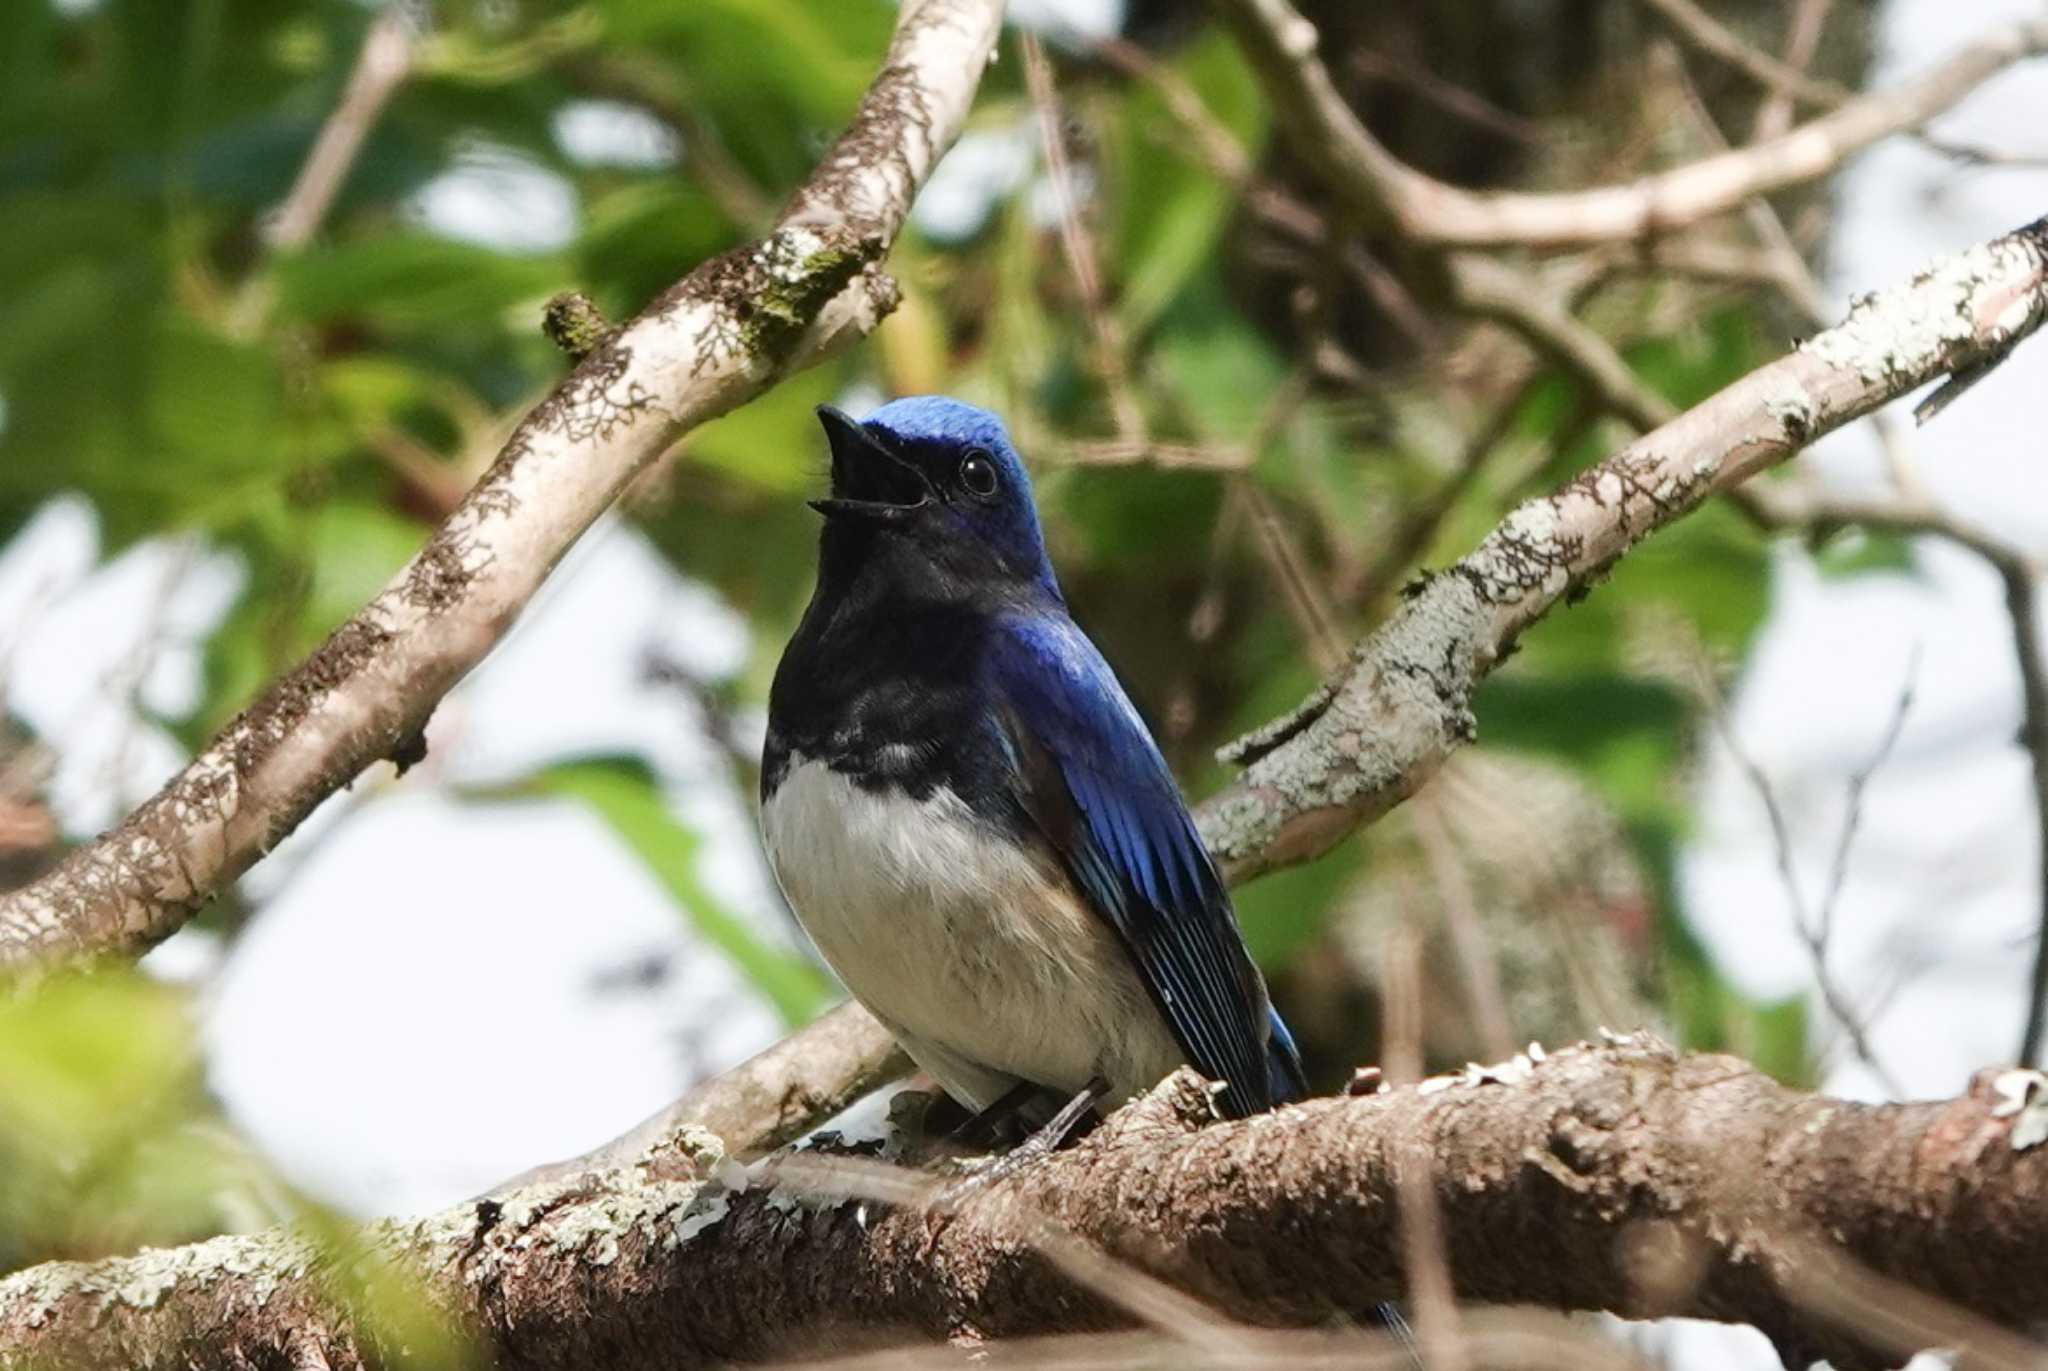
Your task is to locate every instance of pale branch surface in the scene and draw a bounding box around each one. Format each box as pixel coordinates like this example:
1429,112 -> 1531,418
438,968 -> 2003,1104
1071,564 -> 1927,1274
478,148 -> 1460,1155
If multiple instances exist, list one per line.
7,1041 -> 2048,1369
0,0 -> 1006,978
1220,0 -> 2048,250
1197,216 -> 2048,880
492,1000 -> 911,1192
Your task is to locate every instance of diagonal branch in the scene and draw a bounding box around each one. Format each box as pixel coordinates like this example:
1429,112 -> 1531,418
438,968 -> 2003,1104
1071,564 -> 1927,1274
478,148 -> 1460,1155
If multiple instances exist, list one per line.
1199,217 -> 2048,880
0,0 -> 1008,979
1634,0 -> 1850,110
1218,0 -> 2048,251
7,1040 -> 2048,1369
261,3 -> 417,255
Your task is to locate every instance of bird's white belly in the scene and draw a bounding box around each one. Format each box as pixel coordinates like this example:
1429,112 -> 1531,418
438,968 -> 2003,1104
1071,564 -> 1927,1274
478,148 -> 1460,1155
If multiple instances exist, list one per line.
760,757 -> 1184,1111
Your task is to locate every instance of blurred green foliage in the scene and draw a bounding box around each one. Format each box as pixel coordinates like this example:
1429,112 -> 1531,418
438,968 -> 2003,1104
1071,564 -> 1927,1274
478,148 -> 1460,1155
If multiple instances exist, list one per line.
0,0 -> 1869,1267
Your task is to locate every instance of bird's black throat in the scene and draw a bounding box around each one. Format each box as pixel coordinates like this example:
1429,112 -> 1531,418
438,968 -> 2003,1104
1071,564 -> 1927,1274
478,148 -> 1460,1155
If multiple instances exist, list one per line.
763,532 -> 1036,818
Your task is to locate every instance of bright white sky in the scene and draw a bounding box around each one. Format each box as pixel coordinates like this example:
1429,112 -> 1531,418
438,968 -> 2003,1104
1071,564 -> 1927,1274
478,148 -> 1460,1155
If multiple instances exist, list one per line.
1,2 -> 2045,1361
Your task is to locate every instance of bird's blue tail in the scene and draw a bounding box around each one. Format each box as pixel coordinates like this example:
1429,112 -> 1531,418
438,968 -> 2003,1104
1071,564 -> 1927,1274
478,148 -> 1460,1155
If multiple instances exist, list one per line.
1266,1005 -> 1309,1104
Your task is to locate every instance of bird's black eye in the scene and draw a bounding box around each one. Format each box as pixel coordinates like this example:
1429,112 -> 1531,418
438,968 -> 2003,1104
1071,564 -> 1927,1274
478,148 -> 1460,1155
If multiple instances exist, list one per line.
959,449 -> 999,499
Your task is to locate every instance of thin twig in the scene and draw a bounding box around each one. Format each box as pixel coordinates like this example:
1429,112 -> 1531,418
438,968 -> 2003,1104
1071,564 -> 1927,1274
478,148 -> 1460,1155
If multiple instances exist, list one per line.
1752,0 -> 1835,142
1021,32 -> 1145,445
1813,656 -> 1919,951
263,5 -> 416,253
1706,663 -> 1908,1096
2008,560 -> 2048,1065
1378,927 -> 1467,1371
1348,48 -> 1543,146
1635,0 -> 1849,110
1410,795 -> 1518,1065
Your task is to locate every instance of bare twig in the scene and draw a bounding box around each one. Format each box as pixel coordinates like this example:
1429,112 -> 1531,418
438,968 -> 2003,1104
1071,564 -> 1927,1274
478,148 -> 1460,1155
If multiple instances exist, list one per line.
1221,0 -> 2048,250
1635,0 -> 1850,111
262,5 -> 417,254
1021,33 -> 1145,445
1348,48 -> 1544,146
1379,928 -> 1467,1371
1707,660 -> 1909,1093
1446,252 -> 1676,434
1752,0 -> 1835,142
1411,795 -> 1518,1064
1815,661 -> 1918,951
2010,560 -> 2048,1066
1912,133 -> 2048,172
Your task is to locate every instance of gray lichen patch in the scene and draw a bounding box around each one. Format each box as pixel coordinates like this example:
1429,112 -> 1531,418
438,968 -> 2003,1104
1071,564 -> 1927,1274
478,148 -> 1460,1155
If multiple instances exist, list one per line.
1803,226 -> 2048,385
0,1228 -> 318,1329
1204,573 -> 1492,870
1758,371 -> 1819,443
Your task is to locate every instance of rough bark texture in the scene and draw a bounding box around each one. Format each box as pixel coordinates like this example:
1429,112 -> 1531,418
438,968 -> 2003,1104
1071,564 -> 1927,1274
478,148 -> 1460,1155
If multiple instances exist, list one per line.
6,1040 -> 2047,1369
1197,215 -> 2048,881
0,0 -> 1007,979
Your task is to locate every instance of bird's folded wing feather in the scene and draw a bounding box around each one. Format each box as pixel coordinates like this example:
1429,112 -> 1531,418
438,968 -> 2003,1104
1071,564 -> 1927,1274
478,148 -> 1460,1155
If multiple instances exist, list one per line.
986,612 -> 1273,1117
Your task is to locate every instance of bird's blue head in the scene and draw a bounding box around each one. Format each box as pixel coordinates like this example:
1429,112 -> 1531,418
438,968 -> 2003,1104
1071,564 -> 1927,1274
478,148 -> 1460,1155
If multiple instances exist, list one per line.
812,396 -> 1058,598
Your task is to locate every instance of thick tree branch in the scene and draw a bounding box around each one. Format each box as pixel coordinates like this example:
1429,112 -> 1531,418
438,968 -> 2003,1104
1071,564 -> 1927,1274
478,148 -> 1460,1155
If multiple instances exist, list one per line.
0,0 -> 1007,978
1219,0 -> 2048,251
1199,216 -> 2048,880
493,999 -> 912,1191
8,1040 -> 2048,1368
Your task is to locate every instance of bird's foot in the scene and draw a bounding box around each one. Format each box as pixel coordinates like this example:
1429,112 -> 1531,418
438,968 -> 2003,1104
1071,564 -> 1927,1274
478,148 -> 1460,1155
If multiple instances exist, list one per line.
920,1077 -> 1109,1253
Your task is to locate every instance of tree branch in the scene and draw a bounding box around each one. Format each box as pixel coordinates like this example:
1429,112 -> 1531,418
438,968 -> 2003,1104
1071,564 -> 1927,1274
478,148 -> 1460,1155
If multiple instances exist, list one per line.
1634,0 -> 1850,111
1201,216 -> 2048,878
261,4 -> 417,255
0,0 -> 1008,979
1218,0 -> 2048,250
8,1040 -> 2048,1368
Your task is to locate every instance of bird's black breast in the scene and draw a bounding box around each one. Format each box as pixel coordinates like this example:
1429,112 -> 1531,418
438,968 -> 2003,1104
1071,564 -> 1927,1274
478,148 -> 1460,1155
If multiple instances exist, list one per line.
764,571 -> 1018,819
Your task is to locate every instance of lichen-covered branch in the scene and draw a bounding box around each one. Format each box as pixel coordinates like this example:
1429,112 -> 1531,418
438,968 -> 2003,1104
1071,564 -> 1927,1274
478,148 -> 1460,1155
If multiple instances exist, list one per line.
9,1040 -> 2048,1369
1196,216 -> 2048,881
1219,0 -> 2048,250
0,0 -> 1007,978
493,999 -> 911,1192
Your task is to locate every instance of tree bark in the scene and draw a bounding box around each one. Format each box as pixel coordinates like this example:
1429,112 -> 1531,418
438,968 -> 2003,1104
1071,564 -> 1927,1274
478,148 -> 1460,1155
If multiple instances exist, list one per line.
5,1040 -> 2047,1369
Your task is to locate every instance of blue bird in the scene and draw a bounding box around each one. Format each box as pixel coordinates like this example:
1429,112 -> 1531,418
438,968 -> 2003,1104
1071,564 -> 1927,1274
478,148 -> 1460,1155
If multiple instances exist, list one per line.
761,396 -> 1307,1127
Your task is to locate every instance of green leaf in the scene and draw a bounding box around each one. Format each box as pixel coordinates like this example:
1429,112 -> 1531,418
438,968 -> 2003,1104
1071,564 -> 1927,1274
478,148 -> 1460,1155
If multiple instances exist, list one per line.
304,500 -> 426,640
537,759 -> 832,1026
146,319 -> 284,471
1111,34 -> 1267,333
685,364 -> 843,495
1813,527 -> 1917,580
276,234 -> 564,329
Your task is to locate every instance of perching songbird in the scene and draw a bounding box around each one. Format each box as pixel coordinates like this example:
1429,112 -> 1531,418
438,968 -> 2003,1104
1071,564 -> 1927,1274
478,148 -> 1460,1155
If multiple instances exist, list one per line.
760,396 -> 1306,1129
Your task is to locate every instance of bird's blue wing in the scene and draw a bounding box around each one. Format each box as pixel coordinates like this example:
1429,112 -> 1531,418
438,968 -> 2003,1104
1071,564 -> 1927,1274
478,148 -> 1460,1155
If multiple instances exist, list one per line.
985,612 -> 1289,1117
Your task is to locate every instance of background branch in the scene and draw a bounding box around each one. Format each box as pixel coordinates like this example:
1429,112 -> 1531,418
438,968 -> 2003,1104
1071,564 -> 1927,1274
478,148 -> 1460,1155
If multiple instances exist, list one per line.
1221,0 -> 2048,250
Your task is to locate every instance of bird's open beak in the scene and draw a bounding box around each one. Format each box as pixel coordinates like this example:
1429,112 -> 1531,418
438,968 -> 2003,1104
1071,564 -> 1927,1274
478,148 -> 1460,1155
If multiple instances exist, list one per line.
811,405 -> 930,522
